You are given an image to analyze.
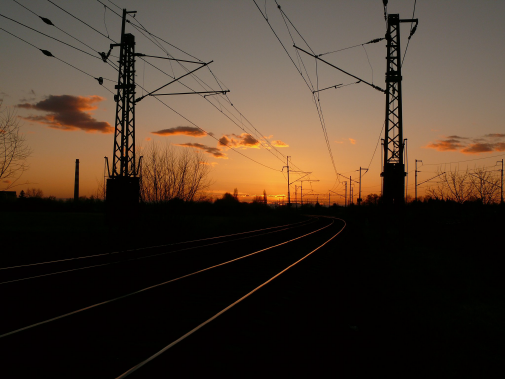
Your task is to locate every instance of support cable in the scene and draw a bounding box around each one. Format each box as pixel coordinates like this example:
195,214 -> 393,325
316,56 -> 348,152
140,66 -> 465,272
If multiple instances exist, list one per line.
0,27 -> 115,94
362,120 -> 386,178
0,13 -> 101,60
99,2 -> 291,173
46,0 -> 115,42
104,4 -> 299,170
318,37 -> 384,57
11,0 -> 119,70
402,0 -> 418,67
256,0 -> 338,179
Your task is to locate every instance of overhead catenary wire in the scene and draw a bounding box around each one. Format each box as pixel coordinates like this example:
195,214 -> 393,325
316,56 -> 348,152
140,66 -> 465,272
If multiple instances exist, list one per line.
100,4 -> 303,172
420,153 -> 505,166
0,27 -> 115,95
318,37 -> 385,57
11,0 -> 300,175
362,120 -> 386,178
46,0 -> 115,42
0,13 -> 101,60
10,0 -> 120,71
126,18 -> 293,167
402,0 -> 418,67
254,0 -> 339,180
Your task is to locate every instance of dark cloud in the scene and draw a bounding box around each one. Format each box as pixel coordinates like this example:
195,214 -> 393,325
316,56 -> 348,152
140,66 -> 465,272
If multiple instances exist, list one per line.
446,135 -> 468,140
218,133 -> 260,149
462,142 -> 505,154
462,143 -> 495,154
152,126 -> 206,137
425,139 -> 464,151
17,95 -> 112,133
426,133 -> 505,155
175,142 -> 227,159
485,133 -> 505,139
218,135 -> 230,147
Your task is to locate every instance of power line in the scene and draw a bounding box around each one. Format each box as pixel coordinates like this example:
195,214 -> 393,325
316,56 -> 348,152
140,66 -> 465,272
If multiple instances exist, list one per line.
46,0 -> 115,42
0,13 -> 101,60
401,0 -> 418,67
254,0 -> 339,180
129,23 -> 291,166
12,0 -> 106,58
150,96 -> 281,172
0,27 -> 115,95
420,153 -> 505,166
318,37 -> 384,57
363,120 -> 386,178
102,3 -> 300,172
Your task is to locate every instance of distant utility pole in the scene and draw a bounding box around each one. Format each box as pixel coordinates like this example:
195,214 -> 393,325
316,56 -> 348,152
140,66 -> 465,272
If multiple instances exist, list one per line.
344,181 -> 347,207
329,189 -> 345,206
358,167 -> 368,205
415,159 -> 422,201
349,175 -> 353,205
299,179 -> 319,205
381,14 -> 418,207
282,156 -> 291,205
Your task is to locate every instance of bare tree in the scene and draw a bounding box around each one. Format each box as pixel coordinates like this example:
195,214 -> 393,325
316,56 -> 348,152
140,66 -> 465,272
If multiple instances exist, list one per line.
425,167 -> 501,204
0,101 -> 31,190
426,169 -> 473,203
140,142 -> 212,203
468,167 -> 500,204
25,188 -> 43,198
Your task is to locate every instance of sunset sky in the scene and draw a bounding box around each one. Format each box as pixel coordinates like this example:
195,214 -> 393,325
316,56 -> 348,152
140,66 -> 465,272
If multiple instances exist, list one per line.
1,0 -> 504,204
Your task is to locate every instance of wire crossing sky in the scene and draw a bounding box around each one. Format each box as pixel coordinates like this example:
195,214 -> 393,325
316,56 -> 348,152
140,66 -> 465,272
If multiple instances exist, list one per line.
1,0 -> 504,202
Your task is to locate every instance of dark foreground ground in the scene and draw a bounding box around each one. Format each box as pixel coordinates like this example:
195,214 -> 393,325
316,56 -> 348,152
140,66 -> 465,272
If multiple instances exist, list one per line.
131,203 -> 505,378
1,200 -> 504,377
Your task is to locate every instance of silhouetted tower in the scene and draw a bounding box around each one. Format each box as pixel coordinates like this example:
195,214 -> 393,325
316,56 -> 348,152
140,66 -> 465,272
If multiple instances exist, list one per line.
106,9 -> 140,208
381,14 -> 417,206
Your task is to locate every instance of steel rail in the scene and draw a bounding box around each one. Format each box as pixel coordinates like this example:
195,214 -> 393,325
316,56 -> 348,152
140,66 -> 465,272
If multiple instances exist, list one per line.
0,217 -> 334,338
0,218 -> 317,285
0,218 -> 311,271
116,217 -> 346,378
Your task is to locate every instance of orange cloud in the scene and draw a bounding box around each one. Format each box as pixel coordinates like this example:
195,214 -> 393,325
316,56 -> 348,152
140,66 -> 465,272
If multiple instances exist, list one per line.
271,140 -> 289,147
349,138 -> 356,145
152,126 -> 206,137
17,95 -> 112,133
425,139 -> 464,151
175,142 -> 227,158
218,133 -> 260,149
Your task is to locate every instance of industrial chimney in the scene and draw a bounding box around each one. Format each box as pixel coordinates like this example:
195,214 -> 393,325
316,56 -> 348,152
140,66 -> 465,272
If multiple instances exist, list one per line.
74,159 -> 79,201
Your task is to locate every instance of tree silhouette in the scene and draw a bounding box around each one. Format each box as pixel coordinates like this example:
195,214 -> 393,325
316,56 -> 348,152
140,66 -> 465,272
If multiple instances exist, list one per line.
140,142 -> 212,203
0,101 -> 31,190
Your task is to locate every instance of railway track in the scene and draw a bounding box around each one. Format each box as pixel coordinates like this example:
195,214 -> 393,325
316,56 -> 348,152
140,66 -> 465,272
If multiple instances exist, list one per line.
0,216 -> 345,378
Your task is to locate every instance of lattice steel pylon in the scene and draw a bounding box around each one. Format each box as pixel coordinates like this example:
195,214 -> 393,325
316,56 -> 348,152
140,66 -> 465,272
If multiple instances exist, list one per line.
381,14 -> 417,206
106,9 -> 140,209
